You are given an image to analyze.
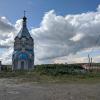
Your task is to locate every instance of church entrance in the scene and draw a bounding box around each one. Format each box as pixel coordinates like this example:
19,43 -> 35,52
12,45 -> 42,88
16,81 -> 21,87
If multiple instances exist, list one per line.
21,61 -> 24,70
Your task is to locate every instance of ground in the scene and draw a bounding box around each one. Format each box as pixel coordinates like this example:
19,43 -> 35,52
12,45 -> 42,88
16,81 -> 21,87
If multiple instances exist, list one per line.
0,78 -> 100,100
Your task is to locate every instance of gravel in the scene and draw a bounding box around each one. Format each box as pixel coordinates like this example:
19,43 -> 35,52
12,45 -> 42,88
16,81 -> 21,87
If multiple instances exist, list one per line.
0,78 -> 99,100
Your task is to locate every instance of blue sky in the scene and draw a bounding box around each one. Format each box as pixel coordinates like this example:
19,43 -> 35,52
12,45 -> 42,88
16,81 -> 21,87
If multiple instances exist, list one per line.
0,0 -> 100,27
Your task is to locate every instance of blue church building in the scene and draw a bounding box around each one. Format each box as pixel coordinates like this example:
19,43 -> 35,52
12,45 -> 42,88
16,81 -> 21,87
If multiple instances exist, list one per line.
12,15 -> 34,70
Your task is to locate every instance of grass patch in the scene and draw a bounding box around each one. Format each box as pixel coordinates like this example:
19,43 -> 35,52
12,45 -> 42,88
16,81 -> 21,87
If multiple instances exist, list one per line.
0,64 -> 100,84
0,70 -> 100,84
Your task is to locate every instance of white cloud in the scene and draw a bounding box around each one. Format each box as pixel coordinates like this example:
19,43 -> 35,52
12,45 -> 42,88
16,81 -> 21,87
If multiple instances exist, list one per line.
14,19 -> 22,32
0,48 -> 13,64
0,17 -> 18,64
97,4 -> 100,12
31,5 -> 100,64
1,5 -> 100,64
70,33 -> 84,42
53,55 -> 88,64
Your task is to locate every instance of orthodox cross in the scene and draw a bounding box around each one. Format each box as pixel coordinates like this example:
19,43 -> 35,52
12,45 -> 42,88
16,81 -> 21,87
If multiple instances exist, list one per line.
24,10 -> 26,17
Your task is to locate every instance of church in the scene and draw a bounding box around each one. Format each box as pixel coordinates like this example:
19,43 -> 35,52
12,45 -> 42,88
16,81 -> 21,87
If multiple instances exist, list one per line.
12,14 -> 34,70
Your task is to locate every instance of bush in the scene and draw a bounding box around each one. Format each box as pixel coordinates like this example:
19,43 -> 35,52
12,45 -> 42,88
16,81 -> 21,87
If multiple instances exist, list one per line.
35,64 -> 85,76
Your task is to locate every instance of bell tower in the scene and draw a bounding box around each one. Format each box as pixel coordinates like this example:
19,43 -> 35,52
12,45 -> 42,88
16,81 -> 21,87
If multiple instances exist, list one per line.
12,13 -> 34,70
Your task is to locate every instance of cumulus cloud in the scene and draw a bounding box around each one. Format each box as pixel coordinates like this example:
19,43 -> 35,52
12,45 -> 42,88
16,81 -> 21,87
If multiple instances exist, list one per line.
53,55 -> 88,64
0,17 -> 17,49
31,5 -> 100,64
0,17 -> 15,33
0,17 -> 25,64
0,17 -> 18,64
97,4 -> 100,12
1,5 -> 100,64
0,48 -> 13,64
14,19 -> 22,32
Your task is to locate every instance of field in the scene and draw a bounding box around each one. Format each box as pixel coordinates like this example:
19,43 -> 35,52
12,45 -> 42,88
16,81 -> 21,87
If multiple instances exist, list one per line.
0,78 -> 99,100
0,64 -> 100,100
0,64 -> 100,83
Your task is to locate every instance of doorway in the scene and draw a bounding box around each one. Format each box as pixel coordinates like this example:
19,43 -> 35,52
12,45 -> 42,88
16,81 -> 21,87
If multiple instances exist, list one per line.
21,61 -> 24,70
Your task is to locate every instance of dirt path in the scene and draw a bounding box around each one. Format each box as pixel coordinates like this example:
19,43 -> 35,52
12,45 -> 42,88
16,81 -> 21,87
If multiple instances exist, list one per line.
0,78 -> 100,100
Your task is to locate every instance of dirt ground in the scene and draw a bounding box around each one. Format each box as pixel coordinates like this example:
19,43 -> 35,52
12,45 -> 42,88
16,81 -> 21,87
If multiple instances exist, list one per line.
0,78 -> 100,100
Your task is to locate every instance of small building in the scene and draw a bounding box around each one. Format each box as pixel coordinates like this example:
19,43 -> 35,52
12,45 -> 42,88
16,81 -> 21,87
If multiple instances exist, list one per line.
12,14 -> 34,70
82,64 -> 100,72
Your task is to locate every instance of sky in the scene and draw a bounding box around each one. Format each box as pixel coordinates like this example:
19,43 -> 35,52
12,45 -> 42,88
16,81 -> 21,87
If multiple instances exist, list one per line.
0,0 -> 100,64
0,0 -> 100,27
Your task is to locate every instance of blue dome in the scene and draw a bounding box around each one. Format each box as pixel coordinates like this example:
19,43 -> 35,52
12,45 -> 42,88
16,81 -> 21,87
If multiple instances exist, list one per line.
19,53 -> 29,60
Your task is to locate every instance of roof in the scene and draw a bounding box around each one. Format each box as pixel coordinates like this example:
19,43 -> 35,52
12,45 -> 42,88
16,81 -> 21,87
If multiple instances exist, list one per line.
17,16 -> 31,38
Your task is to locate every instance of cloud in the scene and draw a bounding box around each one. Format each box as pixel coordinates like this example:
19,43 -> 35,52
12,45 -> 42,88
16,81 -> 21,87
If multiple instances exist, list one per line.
14,19 -> 22,32
0,17 -> 17,48
0,48 -> 13,64
70,33 -> 84,42
1,5 -> 100,64
0,17 -> 18,64
0,17 -> 15,33
97,4 -> 100,12
0,17 -> 25,64
31,5 -> 100,64
53,55 -> 88,64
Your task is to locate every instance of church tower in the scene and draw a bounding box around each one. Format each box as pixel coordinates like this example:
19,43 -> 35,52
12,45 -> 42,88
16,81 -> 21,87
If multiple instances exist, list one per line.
12,14 -> 34,70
